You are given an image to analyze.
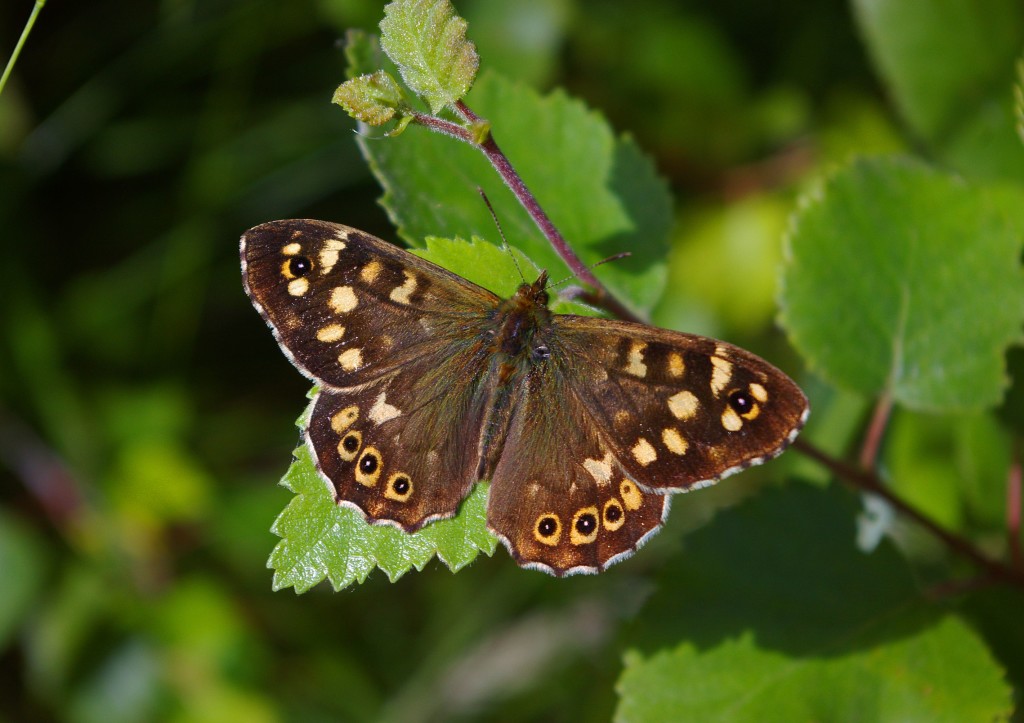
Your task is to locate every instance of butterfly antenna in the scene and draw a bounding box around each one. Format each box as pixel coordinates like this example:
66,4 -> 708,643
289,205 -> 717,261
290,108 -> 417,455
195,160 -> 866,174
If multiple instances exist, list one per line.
549,251 -> 632,289
478,187 -> 526,283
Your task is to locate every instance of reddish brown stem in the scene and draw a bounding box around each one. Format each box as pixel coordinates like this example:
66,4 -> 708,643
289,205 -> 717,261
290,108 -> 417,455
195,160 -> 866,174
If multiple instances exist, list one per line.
793,437 -> 1024,589
859,391 -> 893,471
411,107 -> 642,323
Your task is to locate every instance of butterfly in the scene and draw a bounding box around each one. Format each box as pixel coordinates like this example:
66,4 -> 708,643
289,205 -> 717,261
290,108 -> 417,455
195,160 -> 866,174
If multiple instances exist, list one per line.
241,219 -> 808,576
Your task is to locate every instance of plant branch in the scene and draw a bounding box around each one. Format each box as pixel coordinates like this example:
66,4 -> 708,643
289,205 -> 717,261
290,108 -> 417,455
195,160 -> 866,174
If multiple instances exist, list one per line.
410,106 -> 643,323
793,437 -> 1024,589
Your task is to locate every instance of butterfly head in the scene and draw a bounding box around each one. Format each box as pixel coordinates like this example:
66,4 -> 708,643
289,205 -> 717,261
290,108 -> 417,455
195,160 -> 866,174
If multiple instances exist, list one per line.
515,270 -> 550,308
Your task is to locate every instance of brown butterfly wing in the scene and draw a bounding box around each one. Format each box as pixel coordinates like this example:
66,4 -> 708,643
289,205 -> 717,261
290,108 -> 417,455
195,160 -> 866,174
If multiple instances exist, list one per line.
550,317 -> 809,492
486,361 -> 670,576
242,219 -> 501,528
241,219 -> 499,390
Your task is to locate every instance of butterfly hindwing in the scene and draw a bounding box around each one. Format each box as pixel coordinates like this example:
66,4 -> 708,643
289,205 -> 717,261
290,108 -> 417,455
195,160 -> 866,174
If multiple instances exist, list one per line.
306,349 -> 495,530
486,361 -> 670,575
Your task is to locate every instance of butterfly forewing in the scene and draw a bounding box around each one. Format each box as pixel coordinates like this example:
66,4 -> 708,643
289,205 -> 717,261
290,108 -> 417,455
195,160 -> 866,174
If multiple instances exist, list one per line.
550,317 -> 809,491
241,219 -> 498,390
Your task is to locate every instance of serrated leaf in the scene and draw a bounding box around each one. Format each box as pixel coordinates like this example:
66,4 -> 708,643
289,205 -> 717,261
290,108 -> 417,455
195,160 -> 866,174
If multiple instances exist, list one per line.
380,0 -> 478,114
851,0 -> 1024,180
616,483 -> 1012,721
617,618 -> 1010,722
355,70 -> 671,316
332,71 -> 405,126
267,403 -> 497,592
415,235 -> 597,316
268,444 -> 497,591
779,155 -> 1024,411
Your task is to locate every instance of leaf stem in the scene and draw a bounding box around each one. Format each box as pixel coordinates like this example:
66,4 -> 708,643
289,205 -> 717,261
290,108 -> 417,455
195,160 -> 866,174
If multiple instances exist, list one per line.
792,437 -> 1024,590
410,105 -> 643,323
0,0 -> 46,98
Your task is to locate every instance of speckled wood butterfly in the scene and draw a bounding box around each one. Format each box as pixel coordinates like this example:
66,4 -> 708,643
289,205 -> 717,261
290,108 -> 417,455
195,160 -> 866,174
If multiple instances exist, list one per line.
242,219 -> 808,576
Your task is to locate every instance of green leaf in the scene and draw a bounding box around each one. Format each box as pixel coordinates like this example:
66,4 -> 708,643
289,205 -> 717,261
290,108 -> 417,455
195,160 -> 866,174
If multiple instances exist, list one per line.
267,403 -> 498,593
355,69 -> 672,316
379,0 -> 479,114
851,0 -> 1024,180
616,483 -> 1013,721
332,71 -> 406,127
618,618 -> 1010,722
780,155 -> 1024,411
415,235 -> 597,316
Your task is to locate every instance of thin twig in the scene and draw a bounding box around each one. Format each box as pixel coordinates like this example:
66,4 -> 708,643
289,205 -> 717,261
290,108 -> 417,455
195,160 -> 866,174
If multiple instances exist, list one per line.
411,106 -> 643,323
793,437 -> 1024,589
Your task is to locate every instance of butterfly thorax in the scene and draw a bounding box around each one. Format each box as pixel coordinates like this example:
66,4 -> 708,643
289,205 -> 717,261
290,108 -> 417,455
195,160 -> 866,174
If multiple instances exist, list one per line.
487,272 -> 553,382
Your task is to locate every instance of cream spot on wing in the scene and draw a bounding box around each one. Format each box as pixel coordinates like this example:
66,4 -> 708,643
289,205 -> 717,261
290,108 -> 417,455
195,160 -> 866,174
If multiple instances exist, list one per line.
330,286 -> 358,313
316,324 -> 345,342
338,348 -> 363,371
668,390 -> 699,420
583,452 -> 614,485
331,406 -> 359,434
722,407 -> 743,431
631,437 -> 657,466
368,392 -> 401,425
360,260 -> 382,283
662,427 -> 688,455
749,382 -> 768,403
614,410 -> 631,427
287,278 -> 309,296
318,238 -> 346,274
711,355 -> 733,396
389,271 -> 417,304
668,352 -> 685,378
619,480 -> 642,510
593,367 -> 608,383
625,341 -> 648,378
282,242 -> 301,256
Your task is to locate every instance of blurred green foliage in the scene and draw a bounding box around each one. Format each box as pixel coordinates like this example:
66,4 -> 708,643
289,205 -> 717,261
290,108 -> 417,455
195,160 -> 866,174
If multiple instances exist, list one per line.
1,0 -> 1023,721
